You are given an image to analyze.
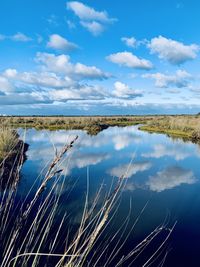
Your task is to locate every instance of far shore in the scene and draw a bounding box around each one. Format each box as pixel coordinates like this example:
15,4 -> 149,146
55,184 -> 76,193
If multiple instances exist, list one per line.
1,114 -> 200,141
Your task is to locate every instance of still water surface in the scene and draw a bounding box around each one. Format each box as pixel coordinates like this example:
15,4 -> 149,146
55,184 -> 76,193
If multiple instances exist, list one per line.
18,126 -> 200,266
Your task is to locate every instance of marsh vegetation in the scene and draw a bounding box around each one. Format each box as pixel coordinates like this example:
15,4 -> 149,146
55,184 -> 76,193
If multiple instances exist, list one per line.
1,115 -> 200,141
0,127 -> 19,160
138,114 -> 200,141
0,116 -> 153,135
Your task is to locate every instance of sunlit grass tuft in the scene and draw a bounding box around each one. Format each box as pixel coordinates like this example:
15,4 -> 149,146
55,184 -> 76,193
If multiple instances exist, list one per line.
0,127 -> 19,160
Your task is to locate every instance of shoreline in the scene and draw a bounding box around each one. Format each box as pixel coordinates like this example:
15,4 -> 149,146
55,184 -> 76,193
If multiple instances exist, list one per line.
1,115 -> 200,142
138,125 -> 193,140
0,116 -> 152,135
0,132 -> 28,190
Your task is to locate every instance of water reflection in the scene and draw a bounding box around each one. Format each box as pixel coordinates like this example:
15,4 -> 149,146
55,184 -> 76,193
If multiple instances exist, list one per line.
20,125 -> 200,193
142,142 -> 194,161
108,161 -> 152,178
18,125 -> 200,266
146,166 -> 196,192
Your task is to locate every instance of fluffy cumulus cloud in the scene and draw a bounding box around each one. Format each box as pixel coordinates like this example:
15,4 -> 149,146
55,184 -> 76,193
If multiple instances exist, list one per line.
3,68 -> 75,88
0,50 -> 112,105
121,37 -> 137,48
67,1 -> 116,36
67,1 -> 114,22
147,166 -> 196,192
47,34 -> 78,51
47,84 -> 107,101
148,36 -> 199,65
106,52 -> 153,70
113,81 -> 143,99
108,161 -> 152,178
36,52 -> 110,80
143,70 -> 192,88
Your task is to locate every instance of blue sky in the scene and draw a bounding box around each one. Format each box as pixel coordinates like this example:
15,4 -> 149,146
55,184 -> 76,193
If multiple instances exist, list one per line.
0,0 -> 200,115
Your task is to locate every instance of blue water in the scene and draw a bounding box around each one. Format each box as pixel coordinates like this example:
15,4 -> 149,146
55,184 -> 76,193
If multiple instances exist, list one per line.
18,126 -> 200,266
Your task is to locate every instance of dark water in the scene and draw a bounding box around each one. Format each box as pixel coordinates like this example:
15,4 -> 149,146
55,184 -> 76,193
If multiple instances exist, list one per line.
17,126 -> 200,266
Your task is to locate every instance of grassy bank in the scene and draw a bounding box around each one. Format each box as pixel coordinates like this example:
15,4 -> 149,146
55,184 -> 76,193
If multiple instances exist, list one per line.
0,116 -> 153,135
0,127 -> 19,160
0,126 -> 28,189
139,115 -> 200,141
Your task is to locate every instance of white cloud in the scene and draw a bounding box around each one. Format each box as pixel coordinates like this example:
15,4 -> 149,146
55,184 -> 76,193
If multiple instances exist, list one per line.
67,1 -> 116,35
108,161 -> 152,178
36,52 -> 110,80
47,34 -> 78,51
80,21 -> 104,36
0,76 -> 13,93
143,70 -> 192,88
11,32 -> 32,42
148,36 -> 199,64
106,52 -> 153,70
121,37 -> 137,48
3,69 -> 75,88
0,32 -> 32,42
147,166 -> 196,192
74,63 -> 110,79
67,1 -> 114,22
0,66 -> 109,105
47,84 -> 107,101
0,83 -> 108,105
3,69 -> 18,78
113,81 -> 143,99
0,48 -> 112,106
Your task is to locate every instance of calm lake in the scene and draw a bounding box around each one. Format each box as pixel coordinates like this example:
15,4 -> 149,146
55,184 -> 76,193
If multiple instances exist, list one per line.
18,125 -> 200,266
